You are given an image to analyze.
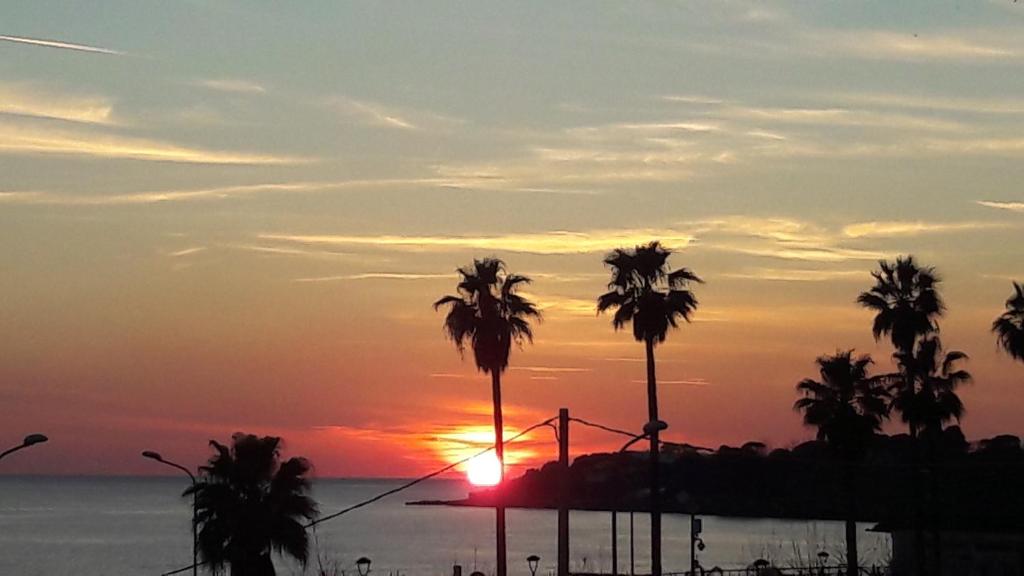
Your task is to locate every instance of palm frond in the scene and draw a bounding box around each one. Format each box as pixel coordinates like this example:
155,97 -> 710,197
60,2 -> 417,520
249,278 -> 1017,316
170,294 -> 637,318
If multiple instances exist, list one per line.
668,267 -> 703,288
794,350 -> 887,458
436,260 -> 539,373
190,434 -> 316,573
599,241 -> 700,344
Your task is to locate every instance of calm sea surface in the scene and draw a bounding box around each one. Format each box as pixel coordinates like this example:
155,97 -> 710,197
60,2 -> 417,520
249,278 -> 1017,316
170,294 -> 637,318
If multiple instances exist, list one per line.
0,477 -> 889,576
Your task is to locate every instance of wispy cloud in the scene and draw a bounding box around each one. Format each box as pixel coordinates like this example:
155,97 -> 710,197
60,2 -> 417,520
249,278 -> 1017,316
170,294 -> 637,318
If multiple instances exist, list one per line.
530,293 -> 599,317
720,243 -> 884,263
259,229 -> 696,256
842,220 -> 1007,238
630,378 -> 711,387
167,247 -> 206,257
693,216 -> 886,263
0,34 -> 123,55
568,121 -> 721,138
719,105 -> 964,132
195,78 -> 266,94
0,182 -> 336,206
0,191 -> 43,202
828,92 -> 1024,116
0,121 -> 307,165
328,97 -> 418,130
257,216 -> 889,263
815,30 -> 1016,62
977,200 -> 1024,213
510,366 -> 592,373
721,267 -> 865,282
228,244 -> 356,260
294,272 -> 450,283
661,94 -> 727,106
0,84 -> 116,125
0,176 -> 581,207
429,373 -> 487,380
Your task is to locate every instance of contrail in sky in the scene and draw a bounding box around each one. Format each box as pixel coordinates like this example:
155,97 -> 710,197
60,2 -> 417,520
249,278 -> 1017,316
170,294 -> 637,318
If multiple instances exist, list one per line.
0,34 -> 123,55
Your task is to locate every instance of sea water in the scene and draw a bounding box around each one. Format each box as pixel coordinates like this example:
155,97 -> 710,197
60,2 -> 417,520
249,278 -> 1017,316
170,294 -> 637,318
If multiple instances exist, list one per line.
0,477 -> 889,576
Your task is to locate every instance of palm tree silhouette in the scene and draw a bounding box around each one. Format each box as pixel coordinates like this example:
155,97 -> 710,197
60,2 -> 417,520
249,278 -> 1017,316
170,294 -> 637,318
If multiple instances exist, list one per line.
993,282 -> 1024,361
184,434 -> 317,576
795,351 -> 888,457
795,350 -> 888,576
890,336 -> 971,440
857,256 -> 944,437
434,258 -> 540,576
597,241 -> 701,576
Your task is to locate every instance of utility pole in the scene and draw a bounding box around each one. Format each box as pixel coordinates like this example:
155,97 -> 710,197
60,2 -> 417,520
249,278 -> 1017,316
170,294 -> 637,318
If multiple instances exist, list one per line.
558,408 -> 570,576
690,515 -> 702,576
611,511 -> 618,575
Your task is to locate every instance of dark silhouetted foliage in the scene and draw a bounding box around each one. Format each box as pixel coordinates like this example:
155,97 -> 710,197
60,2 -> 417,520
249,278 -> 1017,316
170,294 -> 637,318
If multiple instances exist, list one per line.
185,434 -> 317,576
993,282 -> 1024,362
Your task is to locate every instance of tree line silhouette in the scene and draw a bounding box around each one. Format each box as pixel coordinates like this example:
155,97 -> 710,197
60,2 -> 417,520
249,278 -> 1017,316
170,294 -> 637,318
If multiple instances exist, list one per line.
433,245 -> 1024,576
177,243 -> 1024,576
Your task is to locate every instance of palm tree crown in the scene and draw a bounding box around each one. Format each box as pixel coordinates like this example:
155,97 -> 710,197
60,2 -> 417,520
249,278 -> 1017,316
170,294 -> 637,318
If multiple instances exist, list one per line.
597,241 -> 702,343
857,256 -> 944,355
433,258 -> 541,373
890,337 -> 972,438
794,350 -> 889,459
993,281 -> 1024,362
185,434 -> 318,576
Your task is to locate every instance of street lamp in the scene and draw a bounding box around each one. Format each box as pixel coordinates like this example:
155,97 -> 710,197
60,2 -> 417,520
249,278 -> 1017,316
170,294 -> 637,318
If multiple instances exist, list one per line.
0,434 -> 48,461
356,556 -> 372,576
612,421 -> 668,576
143,451 -> 198,576
527,555 -> 540,576
817,551 -> 830,576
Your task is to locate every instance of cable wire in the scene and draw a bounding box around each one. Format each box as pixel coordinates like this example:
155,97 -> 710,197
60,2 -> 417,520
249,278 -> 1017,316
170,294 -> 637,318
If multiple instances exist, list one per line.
160,416 -> 557,576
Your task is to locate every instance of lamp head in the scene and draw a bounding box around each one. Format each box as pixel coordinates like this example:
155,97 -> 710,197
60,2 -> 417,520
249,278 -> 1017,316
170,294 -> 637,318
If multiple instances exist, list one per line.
356,556 -> 372,576
23,434 -> 48,446
527,555 -> 540,567
141,451 -> 163,461
642,420 -> 668,436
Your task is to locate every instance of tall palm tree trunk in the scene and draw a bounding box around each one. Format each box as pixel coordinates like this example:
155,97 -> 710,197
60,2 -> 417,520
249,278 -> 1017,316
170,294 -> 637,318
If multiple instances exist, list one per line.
844,464 -> 858,576
645,337 -> 662,576
902,365 -> 927,576
845,519 -> 858,576
491,370 -> 507,576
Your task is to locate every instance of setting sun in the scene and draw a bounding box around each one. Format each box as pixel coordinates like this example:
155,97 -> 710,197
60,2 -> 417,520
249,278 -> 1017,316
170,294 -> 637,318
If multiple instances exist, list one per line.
466,453 -> 502,486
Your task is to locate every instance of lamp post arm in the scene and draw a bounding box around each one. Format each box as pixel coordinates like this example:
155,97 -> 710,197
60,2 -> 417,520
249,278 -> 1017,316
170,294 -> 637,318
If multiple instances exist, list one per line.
619,434 -> 648,453
164,461 -> 197,485
145,456 -> 198,576
0,444 -> 27,461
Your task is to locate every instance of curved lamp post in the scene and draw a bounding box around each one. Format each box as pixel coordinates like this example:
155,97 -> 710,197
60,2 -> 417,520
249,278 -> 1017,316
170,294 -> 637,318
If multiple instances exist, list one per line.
612,421 -> 667,576
0,434 -> 48,461
143,451 -> 197,576
356,556 -> 372,576
527,555 -> 540,576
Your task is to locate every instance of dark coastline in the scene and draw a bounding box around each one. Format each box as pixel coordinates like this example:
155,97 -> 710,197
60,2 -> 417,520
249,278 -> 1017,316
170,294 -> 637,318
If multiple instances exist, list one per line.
410,431 -> 1024,530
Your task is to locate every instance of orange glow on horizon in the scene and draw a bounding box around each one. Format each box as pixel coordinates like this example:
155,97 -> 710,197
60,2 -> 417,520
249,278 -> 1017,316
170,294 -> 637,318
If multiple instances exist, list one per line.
432,425 -> 540,474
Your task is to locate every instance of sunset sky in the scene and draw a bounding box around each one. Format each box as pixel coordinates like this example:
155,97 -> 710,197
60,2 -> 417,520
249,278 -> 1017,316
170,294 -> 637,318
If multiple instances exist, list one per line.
3,1 -> 1024,478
